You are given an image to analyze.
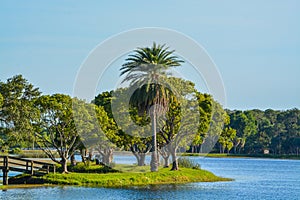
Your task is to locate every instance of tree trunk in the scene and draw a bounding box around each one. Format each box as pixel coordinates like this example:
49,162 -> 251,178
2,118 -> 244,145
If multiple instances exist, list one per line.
138,153 -> 146,166
159,147 -> 170,168
70,154 -> 76,166
132,151 -> 146,166
61,157 -> 68,173
150,111 -> 158,172
80,148 -> 87,164
170,149 -> 178,171
102,154 -> 109,165
233,145 -> 237,154
163,157 -> 169,168
102,148 -> 114,165
88,150 -> 93,161
191,146 -> 194,153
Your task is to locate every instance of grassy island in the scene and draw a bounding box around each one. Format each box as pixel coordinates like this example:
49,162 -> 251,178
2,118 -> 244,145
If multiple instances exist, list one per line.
4,164 -> 231,189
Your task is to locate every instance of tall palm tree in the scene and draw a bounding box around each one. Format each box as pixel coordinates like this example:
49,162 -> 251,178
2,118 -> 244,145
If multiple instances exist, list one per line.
120,43 -> 183,172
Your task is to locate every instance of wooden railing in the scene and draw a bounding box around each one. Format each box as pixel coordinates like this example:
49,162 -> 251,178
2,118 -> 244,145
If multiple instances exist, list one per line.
0,156 -> 56,185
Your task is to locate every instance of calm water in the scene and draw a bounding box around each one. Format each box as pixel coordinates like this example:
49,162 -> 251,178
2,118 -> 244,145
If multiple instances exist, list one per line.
1,157 -> 300,200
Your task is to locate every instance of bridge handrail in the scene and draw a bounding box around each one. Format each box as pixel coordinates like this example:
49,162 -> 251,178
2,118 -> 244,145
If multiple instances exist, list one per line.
0,155 -> 55,167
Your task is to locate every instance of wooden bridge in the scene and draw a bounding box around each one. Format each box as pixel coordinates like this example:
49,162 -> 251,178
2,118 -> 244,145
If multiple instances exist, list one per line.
0,156 -> 56,185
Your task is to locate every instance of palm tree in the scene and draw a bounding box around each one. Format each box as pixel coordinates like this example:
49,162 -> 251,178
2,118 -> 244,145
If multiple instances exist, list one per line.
120,43 -> 183,172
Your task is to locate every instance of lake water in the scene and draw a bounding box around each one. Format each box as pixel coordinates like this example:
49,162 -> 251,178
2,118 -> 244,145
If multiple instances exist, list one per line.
1,157 -> 300,200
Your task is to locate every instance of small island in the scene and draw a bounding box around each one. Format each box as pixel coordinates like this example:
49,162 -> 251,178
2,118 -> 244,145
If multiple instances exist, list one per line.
3,160 -> 231,189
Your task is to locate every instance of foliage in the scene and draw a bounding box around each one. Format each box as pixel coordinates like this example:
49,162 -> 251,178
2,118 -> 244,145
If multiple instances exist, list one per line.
177,157 -> 201,170
33,94 -> 100,173
218,127 -> 236,153
157,78 -> 213,170
216,109 -> 300,155
0,75 -> 41,147
10,147 -> 22,155
55,162 -> 119,173
94,89 -> 152,166
0,93 -> 3,107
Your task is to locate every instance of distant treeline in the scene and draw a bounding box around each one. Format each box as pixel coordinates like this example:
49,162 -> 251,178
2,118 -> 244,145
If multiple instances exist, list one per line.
191,108 -> 300,155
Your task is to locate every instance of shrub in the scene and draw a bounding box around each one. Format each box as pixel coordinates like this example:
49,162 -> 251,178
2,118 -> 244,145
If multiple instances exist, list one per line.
178,157 -> 201,170
57,162 -> 119,173
11,147 -> 23,155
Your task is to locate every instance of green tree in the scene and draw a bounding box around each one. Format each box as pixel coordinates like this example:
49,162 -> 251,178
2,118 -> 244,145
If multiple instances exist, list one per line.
120,43 -> 183,172
94,90 -> 151,166
229,110 -> 257,154
218,127 -> 236,153
34,94 -> 96,173
0,93 -> 3,107
0,75 -> 40,148
158,78 -> 212,170
94,105 -> 121,166
223,108 -> 300,156
244,109 -> 271,154
199,100 -> 226,154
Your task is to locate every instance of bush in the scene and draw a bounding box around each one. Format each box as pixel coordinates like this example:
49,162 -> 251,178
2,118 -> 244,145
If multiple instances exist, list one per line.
11,147 -> 23,155
57,162 -> 119,173
178,157 -> 201,170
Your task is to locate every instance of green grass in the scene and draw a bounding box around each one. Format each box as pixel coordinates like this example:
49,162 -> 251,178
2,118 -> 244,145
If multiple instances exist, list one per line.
42,167 -> 231,187
7,165 -> 232,188
114,164 -> 151,173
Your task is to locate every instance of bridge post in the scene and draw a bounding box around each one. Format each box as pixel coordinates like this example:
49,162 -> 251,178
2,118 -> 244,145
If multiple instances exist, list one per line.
30,161 -> 34,175
26,161 -> 29,171
2,156 -> 9,185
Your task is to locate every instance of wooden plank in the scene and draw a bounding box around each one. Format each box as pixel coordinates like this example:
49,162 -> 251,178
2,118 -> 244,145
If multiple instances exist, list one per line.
0,156 -> 56,179
6,161 -> 28,168
0,156 -> 53,166
10,158 -> 53,167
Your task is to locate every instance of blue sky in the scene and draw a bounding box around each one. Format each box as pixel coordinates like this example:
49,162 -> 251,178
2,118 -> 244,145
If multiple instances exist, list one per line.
0,0 -> 299,110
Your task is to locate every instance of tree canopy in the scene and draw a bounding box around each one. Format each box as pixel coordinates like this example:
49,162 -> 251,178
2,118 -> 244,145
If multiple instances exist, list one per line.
0,75 -> 40,147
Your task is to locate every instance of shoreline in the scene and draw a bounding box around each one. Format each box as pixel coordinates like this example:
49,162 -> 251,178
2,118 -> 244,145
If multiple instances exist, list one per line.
0,184 -> 54,190
180,153 -> 300,160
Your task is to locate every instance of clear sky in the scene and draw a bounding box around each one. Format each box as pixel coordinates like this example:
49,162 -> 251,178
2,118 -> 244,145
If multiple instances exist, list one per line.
0,0 -> 299,110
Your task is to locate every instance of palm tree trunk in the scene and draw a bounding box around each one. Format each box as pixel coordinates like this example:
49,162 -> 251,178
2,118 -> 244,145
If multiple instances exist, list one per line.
150,111 -> 158,172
